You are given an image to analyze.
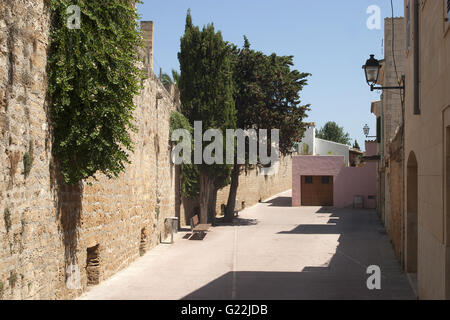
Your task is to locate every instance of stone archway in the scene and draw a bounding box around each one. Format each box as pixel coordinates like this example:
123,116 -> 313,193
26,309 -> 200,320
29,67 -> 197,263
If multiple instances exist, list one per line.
406,152 -> 418,274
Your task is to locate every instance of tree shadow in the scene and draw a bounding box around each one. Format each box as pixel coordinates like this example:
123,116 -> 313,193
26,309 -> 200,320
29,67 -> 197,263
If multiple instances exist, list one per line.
182,208 -> 416,300
51,164 -> 82,290
264,197 -> 292,207
215,217 -> 259,227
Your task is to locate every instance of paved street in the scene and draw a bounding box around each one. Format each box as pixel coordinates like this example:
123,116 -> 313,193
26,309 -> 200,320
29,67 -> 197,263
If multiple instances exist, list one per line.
79,191 -> 416,300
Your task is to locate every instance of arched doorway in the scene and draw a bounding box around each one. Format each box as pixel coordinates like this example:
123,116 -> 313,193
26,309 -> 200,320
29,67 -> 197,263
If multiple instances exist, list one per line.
406,152 -> 418,275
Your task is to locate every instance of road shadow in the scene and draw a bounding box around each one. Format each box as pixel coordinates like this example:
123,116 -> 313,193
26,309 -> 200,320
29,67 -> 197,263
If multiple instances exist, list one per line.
264,196 -> 292,207
182,208 -> 416,300
215,217 -> 259,227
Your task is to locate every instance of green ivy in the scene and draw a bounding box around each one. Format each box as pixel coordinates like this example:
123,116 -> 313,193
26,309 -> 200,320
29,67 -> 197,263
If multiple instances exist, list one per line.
23,144 -> 34,179
48,0 -> 145,184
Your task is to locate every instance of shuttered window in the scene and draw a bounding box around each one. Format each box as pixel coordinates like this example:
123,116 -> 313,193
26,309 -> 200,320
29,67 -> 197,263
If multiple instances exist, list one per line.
447,0 -> 450,20
376,117 -> 382,144
446,0 -> 450,30
407,1 -> 411,50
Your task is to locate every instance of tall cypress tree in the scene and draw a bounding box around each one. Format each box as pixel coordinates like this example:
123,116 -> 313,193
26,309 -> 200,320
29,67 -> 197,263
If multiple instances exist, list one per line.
178,10 -> 236,223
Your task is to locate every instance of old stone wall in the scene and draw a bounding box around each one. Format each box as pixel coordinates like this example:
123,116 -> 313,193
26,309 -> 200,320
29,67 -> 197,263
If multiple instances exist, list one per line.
0,0 -> 56,300
0,0 -> 178,300
215,157 -> 292,216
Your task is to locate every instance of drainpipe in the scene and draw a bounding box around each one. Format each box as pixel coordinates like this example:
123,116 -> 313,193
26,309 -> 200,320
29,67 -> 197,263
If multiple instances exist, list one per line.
413,0 -> 420,115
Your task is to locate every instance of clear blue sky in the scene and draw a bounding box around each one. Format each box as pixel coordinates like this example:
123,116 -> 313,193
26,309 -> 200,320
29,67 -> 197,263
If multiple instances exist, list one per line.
138,0 -> 404,151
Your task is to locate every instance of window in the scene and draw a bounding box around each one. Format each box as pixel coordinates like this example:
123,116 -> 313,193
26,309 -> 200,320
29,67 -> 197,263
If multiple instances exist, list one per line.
376,116 -> 382,144
321,176 -> 330,184
407,0 -> 411,50
446,0 -> 450,28
305,176 -> 313,184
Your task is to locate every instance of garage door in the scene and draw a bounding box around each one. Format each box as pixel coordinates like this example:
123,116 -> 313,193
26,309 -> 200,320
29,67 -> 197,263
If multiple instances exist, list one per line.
301,176 -> 333,206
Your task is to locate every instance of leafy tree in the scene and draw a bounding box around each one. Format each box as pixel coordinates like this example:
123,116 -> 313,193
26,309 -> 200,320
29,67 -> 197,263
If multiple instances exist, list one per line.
224,38 -> 311,221
160,73 -> 173,86
171,70 -> 180,87
169,111 -> 200,199
161,69 -> 180,87
353,140 -> 361,150
48,0 -> 145,184
316,121 -> 351,145
178,10 -> 236,223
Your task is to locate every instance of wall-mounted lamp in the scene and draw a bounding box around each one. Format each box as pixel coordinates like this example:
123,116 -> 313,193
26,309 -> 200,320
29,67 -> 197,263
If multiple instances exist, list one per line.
362,54 -> 405,98
363,124 -> 376,139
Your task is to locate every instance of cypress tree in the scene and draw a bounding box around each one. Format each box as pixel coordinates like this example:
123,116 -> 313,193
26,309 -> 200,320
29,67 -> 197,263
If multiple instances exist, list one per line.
178,10 -> 236,223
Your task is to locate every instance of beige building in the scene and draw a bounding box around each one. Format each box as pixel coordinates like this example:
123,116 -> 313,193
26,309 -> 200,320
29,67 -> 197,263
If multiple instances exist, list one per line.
403,0 -> 450,299
370,18 -> 406,261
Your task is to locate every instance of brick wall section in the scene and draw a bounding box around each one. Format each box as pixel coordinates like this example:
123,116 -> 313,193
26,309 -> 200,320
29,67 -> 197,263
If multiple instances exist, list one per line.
383,17 -> 405,143
0,1 -> 178,299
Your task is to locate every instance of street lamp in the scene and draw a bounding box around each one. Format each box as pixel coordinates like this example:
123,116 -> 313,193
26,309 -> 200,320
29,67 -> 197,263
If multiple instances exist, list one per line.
363,55 -> 381,87
362,54 -> 405,94
363,124 -> 376,139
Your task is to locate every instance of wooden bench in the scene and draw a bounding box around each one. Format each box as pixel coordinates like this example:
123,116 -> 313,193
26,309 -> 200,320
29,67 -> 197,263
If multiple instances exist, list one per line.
190,215 -> 211,238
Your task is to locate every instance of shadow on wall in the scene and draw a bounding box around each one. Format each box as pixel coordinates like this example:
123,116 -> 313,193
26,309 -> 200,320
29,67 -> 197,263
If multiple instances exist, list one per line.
50,163 -> 82,294
182,205 -> 415,300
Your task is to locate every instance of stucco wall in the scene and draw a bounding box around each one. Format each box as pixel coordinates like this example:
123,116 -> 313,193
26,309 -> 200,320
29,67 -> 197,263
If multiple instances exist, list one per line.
297,125 -> 315,155
292,142 -> 377,209
403,0 -> 450,299
315,138 -> 350,166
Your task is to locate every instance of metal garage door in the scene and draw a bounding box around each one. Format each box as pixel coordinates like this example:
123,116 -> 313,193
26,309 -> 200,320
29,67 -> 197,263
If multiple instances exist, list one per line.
301,176 -> 333,206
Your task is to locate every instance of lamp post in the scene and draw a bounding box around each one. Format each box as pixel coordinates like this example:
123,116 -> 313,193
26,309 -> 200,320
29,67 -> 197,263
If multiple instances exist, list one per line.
362,54 -> 405,95
363,124 -> 376,139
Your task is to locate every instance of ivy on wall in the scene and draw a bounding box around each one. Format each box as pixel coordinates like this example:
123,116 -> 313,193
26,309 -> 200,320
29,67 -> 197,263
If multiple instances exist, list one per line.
48,0 -> 145,184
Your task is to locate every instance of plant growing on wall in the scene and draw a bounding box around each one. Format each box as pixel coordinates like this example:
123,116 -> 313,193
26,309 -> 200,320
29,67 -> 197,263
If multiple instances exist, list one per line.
3,208 -> 11,233
48,0 -> 145,184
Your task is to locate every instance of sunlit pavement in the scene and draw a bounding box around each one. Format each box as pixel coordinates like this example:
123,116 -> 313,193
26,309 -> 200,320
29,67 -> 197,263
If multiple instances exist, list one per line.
79,190 -> 416,300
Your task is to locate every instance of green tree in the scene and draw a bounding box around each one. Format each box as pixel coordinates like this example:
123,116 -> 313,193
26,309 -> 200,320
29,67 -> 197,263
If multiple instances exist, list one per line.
160,69 -> 180,87
48,0 -> 145,184
224,38 -> 311,221
178,10 -> 236,223
169,111 -> 200,199
353,140 -> 361,150
316,121 -> 351,145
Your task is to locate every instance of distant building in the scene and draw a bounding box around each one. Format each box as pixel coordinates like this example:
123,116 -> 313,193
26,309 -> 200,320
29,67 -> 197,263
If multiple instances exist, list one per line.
370,17 -> 406,262
292,141 -> 377,209
296,123 -> 351,166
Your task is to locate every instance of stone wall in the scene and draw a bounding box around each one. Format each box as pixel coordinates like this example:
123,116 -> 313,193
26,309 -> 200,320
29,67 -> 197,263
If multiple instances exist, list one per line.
0,0 -> 178,300
180,157 -> 292,227
387,128 -> 403,260
216,157 -> 292,216
0,0 -> 56,300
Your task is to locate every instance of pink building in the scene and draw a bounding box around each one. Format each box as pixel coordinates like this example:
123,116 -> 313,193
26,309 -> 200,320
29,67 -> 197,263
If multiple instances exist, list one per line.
292,141 -> 377,209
